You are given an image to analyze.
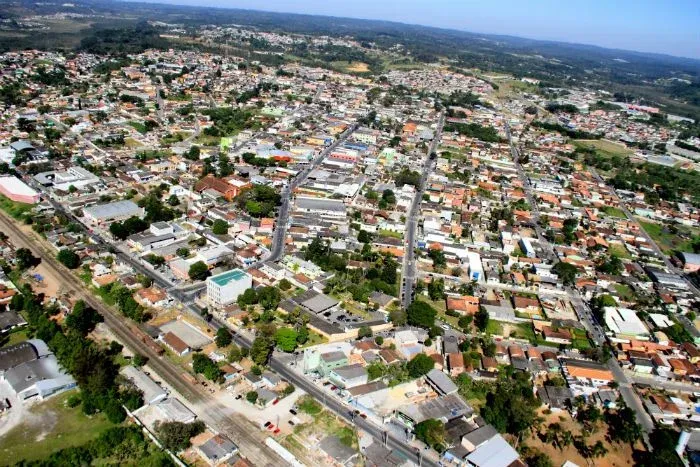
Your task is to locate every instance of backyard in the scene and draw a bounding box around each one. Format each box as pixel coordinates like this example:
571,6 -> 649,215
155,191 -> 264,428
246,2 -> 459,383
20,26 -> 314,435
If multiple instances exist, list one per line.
0,390 -> 113,463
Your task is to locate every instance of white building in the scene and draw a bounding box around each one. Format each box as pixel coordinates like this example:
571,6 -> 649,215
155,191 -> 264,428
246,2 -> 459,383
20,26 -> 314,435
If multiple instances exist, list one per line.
83,200 -> 144,226
206,269 -> 253,308
604,307 -> 650,340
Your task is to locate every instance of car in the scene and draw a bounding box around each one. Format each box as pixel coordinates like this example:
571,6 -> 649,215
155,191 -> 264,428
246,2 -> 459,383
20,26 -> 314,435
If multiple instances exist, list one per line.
441,324 -> 450,330
289,409 -> 298,415
330,385 -> 337,391
360,413 -> 367,419
273,428 -> 281,434
288,420 -> 295,426
323,381 -> 331,386
235,394 -> 242,400
263,421 -> 272,428
273,398 -> 280,405
267,424 -> 276,431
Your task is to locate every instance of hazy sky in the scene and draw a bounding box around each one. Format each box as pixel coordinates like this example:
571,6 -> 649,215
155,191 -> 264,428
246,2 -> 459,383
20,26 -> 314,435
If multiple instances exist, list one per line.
140,0 -> 700,59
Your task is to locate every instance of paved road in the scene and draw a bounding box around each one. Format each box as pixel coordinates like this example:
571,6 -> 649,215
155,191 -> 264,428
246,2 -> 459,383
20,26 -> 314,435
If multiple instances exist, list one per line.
400,111 -> 445,310
505,122 -> 556,262
507,126 -> 655,436
0,211 -> 284,466
266,123 -> 359,263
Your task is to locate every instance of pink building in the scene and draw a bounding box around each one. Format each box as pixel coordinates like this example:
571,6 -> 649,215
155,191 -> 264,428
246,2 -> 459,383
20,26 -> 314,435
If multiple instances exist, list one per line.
0,176 -> 40,204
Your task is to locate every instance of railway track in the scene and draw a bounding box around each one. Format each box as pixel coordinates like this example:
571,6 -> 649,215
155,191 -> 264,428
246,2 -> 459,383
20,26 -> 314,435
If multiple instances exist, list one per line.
0,211 -> 283,466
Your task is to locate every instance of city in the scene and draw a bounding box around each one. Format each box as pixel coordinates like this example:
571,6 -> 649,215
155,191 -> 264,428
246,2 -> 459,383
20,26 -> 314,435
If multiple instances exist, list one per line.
0,2 -> 699,467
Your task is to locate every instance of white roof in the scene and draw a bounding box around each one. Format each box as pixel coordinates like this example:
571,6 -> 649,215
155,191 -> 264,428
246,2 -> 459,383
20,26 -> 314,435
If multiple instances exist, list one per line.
604,307 -> 649,337
648,313 -> 674,329
466,434 -> 519,467
0,176 -> 38,197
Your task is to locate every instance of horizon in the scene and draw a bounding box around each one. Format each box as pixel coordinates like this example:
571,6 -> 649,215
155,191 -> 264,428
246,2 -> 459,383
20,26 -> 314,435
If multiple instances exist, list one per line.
134,0 -> 700,60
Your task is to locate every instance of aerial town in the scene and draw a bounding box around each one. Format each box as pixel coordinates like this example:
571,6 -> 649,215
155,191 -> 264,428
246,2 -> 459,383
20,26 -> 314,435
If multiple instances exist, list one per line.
0,6 -> 699,467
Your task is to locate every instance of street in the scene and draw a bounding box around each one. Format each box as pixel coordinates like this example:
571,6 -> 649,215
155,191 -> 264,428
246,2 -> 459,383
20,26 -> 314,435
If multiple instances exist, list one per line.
401,111 -> 445,310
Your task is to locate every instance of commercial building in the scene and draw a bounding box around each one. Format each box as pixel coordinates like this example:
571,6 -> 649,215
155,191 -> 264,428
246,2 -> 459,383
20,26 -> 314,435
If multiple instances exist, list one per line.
121,365 -> 167,405
604,307 -> 650,341
466,251 -> 484,282
328,364 -> 368,389
83,200 -> 144,226
0,339 -> 75,401
0,176 -> 40,204
206,269 -> 253,308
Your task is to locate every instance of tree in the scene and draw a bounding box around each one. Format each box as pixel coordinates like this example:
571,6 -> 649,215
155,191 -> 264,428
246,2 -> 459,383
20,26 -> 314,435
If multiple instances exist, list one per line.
167,194 -> 180,206
215,328 -> 232,348
358,230 -> 372,243
257,286 -> 281,310
227,345 -> 242,363
475,307 -> 490,332
407,353 -> 435,378
246,391 -> 258,404
133,353 -> 148,367
250,336 -> 273,365
414,419 -> 445,449
427,278 -> 445,300
278,278 -> 292,291
357,326 -> 373,339
481,373 -> 540,439
155,420 -> 205,452
15,248 -> 38,270
176,247 -> 190,258
552,261 -> 578,286
389,309 -> 407,326
192,353 -> 222,382
212,219 -> 229,235
605,406 -> 642,444
407,301 -> 436,328
65,300 -> 103,336
275,328 -> 298,352
57,249 -> 81,269
237,288 -> 258,306
188,261 -> 210,281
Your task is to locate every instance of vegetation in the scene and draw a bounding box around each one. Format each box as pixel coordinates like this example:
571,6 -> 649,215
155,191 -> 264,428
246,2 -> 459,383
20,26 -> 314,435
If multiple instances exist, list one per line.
406,353 -> 435,378
192,353 -> 222,382
235,185 -> 281,218
443,122 -> 503,142
188,261 -> 210,281
414,419 -> 446,451
57,249 -> 81,269
154,420 -> 206,452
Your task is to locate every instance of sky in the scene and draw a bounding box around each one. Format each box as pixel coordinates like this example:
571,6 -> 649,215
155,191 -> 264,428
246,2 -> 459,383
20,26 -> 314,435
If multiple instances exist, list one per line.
139,0 -> 700,59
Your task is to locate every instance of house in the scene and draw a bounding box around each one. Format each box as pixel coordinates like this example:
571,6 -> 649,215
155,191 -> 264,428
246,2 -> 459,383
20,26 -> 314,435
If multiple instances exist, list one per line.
425,368 -> 458,396
160,332 -> 190,356
194,174 -> 248,201
446,296 -> 479,315
328,364 -> 368,389
121,365 -> 167,405
197,434 -> 239,466
136,287 -> 170,308
562,359 -> 614,396
465,433 -> 521,467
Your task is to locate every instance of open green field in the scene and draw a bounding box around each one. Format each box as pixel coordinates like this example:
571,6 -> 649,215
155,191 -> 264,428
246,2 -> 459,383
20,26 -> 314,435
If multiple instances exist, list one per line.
573,139 -> 633,158
127,121 -> 148,134
600,205 -> 627,219
608,244 -> 631,260
638,219 -> 698,253
0,328 -> 29,348
0,194 -> 33,220
0,390 -> 113,463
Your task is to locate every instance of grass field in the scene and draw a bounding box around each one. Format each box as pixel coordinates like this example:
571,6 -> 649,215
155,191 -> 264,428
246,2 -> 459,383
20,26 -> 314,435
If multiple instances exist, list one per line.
638,219 -> 697,253
600,205 -> 627,218
0,390 -> 113,463
0,195 -> 33,220
614,283 -> 637,302
573,139 -> 633,158
608,244 -> 631,259
127,121 -> 148,134
0,328 -> 29,348
330,61 -> 370,73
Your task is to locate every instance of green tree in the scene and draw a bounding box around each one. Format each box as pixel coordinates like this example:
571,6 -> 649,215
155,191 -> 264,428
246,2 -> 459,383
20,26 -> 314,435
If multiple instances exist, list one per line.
246,391 -> 258,404
275,328 -> 298,352
605,406 -> 642,444
407,301 -> 436,328
215,328 -> 232,348
278,278 -> 292,290
192,353 -> 222,381
407,353 -> 435,378
250,336 -> 273,365
57,249 -> 81,269
414,419 -> 445,449
212,219 -> 229,235
428,278 -> 445,300
552,261 -> 578,286
15,247 -> 38,270
65,300 -> 103,336
188,261 -> 210,281
357,326 -> 373,339
475,307 -> 490,332
155,420 -> 205,452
